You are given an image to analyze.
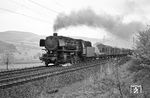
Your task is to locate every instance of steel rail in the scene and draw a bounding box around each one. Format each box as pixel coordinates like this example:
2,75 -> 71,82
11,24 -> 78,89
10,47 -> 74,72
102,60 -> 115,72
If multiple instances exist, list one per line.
0,59 -> 105,89
0,56 -> 128,89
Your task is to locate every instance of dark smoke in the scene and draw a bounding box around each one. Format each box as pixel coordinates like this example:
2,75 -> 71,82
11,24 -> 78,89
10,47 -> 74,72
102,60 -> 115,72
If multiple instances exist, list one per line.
53,8 -> 144,39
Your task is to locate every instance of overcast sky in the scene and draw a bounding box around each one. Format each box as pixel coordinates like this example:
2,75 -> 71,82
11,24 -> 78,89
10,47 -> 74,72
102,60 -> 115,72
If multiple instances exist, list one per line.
0,0 -> 149,48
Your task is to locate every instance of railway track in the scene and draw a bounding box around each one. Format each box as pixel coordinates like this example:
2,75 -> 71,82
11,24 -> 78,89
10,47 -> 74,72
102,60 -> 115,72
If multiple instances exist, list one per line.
0,65 -> 64,88
0,57 -> 127,89
0,66 -> 45,77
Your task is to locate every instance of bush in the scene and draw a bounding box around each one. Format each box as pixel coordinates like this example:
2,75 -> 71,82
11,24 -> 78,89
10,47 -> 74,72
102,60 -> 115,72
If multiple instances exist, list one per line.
134,27 -> 150,64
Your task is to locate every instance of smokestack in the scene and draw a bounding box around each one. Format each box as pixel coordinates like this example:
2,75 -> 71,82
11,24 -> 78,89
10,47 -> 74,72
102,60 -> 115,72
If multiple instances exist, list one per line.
53,33 -> 58,36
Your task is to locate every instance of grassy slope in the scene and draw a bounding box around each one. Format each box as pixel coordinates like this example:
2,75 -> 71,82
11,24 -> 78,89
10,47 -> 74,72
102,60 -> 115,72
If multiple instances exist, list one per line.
55,57 -> 149,98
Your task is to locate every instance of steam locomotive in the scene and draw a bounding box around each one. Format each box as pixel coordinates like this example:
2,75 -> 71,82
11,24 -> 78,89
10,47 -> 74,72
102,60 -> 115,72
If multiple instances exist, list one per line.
39,33 -> 132,66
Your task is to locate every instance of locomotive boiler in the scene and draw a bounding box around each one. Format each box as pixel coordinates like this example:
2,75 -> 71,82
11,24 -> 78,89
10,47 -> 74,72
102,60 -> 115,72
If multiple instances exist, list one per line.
39,33 -> 95,66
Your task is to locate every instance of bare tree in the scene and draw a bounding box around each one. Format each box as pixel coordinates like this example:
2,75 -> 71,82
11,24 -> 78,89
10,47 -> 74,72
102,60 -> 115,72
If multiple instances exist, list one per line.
2,52 -> 14,70
115,59 -> 123,98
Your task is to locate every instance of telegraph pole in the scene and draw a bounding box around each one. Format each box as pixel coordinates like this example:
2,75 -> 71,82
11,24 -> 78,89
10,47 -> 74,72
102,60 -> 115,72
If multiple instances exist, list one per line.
133,36 -> 135,49
103,35 -> 105,44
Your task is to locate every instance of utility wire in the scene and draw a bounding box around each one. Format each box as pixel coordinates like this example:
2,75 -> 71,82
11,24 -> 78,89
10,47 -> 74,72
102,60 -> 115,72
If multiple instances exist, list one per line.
8,0 -> 51,17
28,0 -> 60,14
54,0 -> 67,9
0,7 -> 52,24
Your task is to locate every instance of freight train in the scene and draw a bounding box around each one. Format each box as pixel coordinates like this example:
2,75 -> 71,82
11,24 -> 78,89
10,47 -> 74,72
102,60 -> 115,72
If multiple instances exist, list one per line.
39,33 -> 132,66
96,43 -> 132,57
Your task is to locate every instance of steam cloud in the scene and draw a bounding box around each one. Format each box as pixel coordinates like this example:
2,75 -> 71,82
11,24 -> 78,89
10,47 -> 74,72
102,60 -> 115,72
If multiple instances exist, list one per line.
53,8 -> 144,39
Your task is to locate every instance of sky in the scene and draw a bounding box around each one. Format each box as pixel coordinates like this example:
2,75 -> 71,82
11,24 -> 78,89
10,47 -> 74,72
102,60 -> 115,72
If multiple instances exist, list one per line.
0,0 -> 150,48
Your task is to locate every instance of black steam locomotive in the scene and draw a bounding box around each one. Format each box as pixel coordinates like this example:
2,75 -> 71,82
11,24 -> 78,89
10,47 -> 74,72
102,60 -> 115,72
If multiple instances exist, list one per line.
40,33 -> 95,66
39,33 -> 132,66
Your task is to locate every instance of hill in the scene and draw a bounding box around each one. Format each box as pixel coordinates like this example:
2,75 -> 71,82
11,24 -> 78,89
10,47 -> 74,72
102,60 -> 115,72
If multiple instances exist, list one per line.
0,40 -> 17,53
0,31 -> 45,46
0,31 -> 45,62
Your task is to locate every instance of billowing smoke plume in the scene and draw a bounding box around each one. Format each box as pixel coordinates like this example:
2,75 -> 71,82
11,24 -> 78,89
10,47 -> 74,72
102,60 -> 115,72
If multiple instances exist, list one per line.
53,8 -> 144,39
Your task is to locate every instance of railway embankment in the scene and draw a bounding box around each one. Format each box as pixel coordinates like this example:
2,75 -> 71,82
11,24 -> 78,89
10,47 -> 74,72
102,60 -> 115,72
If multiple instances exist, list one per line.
1,56 -> 149,98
